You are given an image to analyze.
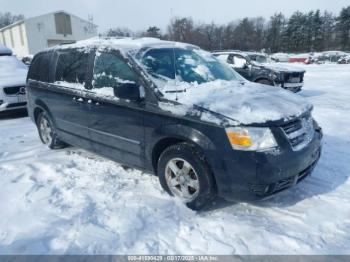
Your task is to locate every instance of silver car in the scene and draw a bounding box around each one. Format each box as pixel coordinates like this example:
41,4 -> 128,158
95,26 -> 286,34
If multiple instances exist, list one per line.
0,45 -> 28,112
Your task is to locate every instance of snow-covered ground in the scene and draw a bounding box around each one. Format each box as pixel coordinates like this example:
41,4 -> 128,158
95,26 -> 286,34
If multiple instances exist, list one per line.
0,64 -> 349,255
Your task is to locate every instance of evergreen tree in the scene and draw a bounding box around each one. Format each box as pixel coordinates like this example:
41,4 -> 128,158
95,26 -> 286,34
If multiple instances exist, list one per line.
312,10 -> 325,51
336,6 -> 350,50
266,13 -> 286,53
145,26 -> 161,38
322,11 -> 336,50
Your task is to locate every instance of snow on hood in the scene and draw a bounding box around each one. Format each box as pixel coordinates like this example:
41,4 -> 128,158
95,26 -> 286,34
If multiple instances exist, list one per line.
257,62 -> 305,73
159,80 -> 312,125
0,56 -> 27,87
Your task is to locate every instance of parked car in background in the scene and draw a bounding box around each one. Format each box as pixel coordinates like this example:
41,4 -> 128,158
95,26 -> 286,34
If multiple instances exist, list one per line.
0,44 -> 28,112
311,51 -> 348,64
26,38 -> 322,210
212,51 -> 306,92
271,53 -> 290,62
337,54 -> 350,64
288,54 -> 312,64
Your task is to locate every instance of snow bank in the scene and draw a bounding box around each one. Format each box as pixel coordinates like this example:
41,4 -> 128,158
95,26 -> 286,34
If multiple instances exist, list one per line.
0,64 -> 350,254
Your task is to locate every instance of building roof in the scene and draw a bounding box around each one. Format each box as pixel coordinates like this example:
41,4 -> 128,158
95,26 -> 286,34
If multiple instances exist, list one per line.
0,20 -> 24,32
0,10 -> 97,32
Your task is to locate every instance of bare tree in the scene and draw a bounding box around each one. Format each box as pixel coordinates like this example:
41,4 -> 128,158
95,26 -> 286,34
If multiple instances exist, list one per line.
105,27 -> 133,37
0,12 -> 24,28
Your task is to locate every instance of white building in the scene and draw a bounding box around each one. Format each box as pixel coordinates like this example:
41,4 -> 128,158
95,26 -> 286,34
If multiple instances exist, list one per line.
0,11 -> 97,57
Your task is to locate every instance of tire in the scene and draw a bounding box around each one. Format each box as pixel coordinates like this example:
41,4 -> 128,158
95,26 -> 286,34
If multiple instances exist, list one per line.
36,111 -> 67,149
157,142 -> 216,210
256,79 -> 274,86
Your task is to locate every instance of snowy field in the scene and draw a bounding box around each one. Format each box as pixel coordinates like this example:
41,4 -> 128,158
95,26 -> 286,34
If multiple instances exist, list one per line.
0,64 -> 350,255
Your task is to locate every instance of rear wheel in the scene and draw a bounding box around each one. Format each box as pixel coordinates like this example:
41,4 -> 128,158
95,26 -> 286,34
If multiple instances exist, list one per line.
157,143 -> 216,210
37,111 -> 67,149
256,79 -> 273,86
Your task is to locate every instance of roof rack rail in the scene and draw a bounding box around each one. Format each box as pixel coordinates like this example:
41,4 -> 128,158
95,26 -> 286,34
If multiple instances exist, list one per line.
211,49 -> 241,53
98,36 -> 133,40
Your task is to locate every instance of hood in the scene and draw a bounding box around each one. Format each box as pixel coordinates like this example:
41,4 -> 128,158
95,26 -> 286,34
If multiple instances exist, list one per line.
0,56 -> 28,87
256,62 -> 305,73
159,80 -> 312,126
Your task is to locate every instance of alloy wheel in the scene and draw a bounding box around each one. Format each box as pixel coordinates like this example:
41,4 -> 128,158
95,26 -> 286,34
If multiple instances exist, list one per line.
39,117 -> 53,145
165,158 -> 200,202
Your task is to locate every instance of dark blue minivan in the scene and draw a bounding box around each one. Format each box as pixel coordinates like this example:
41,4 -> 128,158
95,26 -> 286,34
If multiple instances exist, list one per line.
26,38 -> 322,210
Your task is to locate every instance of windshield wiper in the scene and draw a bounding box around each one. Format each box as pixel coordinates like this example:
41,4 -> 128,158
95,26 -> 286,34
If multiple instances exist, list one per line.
165,89 -> 186,93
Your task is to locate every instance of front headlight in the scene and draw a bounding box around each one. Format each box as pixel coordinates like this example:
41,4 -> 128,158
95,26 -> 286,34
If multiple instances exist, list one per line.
271,72 -> 281,81
225,127 -> 278,151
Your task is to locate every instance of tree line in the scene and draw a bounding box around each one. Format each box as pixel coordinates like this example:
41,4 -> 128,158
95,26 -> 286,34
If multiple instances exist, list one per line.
1,6 -> 349,53
106,6 -> 350,53
0,12 -> 24,29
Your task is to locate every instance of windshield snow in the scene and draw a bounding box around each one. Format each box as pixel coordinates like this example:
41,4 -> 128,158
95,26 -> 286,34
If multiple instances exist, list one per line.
135,48 -> 240,86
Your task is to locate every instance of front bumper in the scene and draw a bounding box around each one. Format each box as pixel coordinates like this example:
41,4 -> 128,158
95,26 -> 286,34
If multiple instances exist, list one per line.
275,82 -> 304,93
283,82 -> 303,92
213,126 -> 323,202
0,88 -> 27,112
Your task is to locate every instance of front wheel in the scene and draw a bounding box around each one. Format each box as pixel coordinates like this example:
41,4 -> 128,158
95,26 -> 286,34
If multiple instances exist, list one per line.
157,143 -> 216,210
37,111 -> 67,149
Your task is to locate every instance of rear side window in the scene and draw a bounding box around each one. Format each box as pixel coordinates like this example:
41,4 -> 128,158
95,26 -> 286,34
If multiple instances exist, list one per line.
28,52 -> 51,82
55,50 -> 89,85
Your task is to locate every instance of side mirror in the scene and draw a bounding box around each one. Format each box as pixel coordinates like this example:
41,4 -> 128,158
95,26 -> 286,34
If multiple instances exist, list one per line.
113,83 -> 144,102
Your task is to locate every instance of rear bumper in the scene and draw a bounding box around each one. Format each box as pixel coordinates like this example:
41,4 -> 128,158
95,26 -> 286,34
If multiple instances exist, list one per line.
213,127 -> 323,202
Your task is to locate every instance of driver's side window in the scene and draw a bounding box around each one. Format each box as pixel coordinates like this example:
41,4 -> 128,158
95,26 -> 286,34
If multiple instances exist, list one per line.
228,54 -> 247,69
92,52 -> 138,96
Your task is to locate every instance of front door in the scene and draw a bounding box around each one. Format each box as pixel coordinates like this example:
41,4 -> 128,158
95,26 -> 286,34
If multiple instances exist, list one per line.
87,51 -> 145,168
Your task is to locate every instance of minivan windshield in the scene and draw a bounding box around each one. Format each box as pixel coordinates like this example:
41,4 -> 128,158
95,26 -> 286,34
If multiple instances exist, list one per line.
135,48 -> 240,85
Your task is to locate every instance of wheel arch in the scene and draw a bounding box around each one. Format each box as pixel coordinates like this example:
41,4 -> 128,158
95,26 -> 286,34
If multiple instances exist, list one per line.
33,99 -> 56,126
254,77 -> 273,85
150,124 -> 217,174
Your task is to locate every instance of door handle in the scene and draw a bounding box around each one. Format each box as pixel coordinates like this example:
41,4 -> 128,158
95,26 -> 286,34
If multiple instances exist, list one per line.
73,97 -> 84,103
88,99 -> 100,106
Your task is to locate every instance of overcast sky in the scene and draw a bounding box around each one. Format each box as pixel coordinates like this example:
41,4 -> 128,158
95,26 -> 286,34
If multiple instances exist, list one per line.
1,0 -> 349,33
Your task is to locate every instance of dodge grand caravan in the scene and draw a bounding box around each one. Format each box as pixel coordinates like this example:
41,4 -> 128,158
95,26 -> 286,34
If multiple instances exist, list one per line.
26,38 -> 322,210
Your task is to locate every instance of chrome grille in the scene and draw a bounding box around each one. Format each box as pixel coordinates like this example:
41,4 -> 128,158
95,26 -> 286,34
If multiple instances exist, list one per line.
281,115 -> 315,151
285,73 -> 304,83
3,86 -> 26,95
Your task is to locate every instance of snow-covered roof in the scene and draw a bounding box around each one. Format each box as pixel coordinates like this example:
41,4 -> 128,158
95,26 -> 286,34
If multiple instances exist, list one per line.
0,44 -> 12,55
48,37 -> 198,53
